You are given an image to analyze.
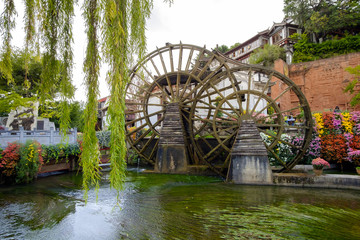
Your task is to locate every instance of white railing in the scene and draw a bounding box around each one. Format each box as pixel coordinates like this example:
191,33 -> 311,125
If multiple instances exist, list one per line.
0,127 -> 77,148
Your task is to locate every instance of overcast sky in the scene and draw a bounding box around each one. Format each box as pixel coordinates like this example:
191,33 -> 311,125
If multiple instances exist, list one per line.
9,0 -> 285,102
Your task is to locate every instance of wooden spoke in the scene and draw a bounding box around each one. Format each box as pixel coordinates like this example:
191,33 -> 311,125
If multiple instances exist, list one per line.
139,132 -> 158,154
132,116 -> 164,146
185,48 -> 194,71
148,138 -> 160,160
128,81 -> 160,98
182,63 -> 225,100
150,58 -> 161,77
157,49 -> 175,98
265,145 -> 288,169
126,122 -> 148,136
255,104 -> 307,119
169,47 -> 174,72
126,109 -> 165,126
126,102 -> 165,107
278,139 -> 302,150
246,69 -> 252,113
138,64 -> 172,98
190,48 -> 205,74
204,130 -> 237,158
195,55 -> 215,78
250,73 -> 273,115
273,85 -> 293,102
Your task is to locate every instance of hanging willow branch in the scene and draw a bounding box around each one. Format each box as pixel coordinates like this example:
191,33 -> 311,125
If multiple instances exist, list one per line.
81,0 -> 102,201
101,0 -> 154,199
24,0 -> 36,89
39,0 -> 61,104
0,0 -> 16,85
1,0 -> 173,202
101,0 -> 129,199
59,0 -> 75,138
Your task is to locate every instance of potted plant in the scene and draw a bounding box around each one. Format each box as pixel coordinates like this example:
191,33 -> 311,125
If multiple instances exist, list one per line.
311,157 -> 330,176
356,166 -> 360,175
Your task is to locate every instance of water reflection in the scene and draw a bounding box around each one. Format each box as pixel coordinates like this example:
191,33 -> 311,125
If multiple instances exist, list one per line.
1,170 -> 360,239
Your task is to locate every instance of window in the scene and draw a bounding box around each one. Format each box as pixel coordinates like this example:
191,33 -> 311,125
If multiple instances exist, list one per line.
288,28 -> 297,37
272,31 -> 283,43
37,120 -> 44,130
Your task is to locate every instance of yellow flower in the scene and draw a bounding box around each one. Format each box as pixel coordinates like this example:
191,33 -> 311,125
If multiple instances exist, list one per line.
314,113 -> 324,136
342,112 -> 353,134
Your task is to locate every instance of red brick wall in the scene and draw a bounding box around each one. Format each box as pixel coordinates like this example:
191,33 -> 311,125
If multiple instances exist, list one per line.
273,52 -> 360,113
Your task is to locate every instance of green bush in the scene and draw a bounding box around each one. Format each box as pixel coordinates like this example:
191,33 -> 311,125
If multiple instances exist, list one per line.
41,143 -> 81,163
293,34 -> 360,63
96,130 -> 111,149
15,141 -> 43,184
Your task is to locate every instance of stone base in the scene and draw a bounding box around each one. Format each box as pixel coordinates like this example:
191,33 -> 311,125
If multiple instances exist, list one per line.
155,144 -> 188,173
229,155 -> 272,184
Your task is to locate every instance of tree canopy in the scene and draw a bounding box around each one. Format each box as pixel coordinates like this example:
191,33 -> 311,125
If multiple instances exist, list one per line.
215,45 -> 229,53
215,43 -> 241,53
0,0 -> 171,201
249,44 -> 286,67
284,0 -> 360,40
0,50 -> 43,98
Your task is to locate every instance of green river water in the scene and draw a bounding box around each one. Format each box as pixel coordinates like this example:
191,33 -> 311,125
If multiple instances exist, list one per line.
1,168 -> 360,240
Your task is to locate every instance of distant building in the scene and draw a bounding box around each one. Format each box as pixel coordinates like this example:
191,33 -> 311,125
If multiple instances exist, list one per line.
97,96 -> 137,130
224,18 -> 302,64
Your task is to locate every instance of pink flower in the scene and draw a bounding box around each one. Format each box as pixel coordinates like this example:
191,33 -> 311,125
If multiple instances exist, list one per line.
312,157 -> 330,169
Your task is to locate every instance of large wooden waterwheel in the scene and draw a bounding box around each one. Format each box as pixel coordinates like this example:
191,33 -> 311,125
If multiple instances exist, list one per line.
125,43 -> 230,164
125,43 -> 313,175
186,62 -> 313,176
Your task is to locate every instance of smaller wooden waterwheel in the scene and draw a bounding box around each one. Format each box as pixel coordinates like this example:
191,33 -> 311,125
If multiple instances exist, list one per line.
187,63 -> 313,176
125,43 -> 230,164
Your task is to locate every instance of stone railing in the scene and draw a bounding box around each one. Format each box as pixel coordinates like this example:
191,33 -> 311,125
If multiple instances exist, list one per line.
0,127 -> 77,148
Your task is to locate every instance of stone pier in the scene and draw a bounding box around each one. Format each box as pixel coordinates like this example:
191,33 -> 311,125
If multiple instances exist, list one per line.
155,102 -> 188,173
227,118 -> 273,184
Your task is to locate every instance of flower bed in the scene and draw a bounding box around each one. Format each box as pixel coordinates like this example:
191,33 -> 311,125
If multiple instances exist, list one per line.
261,111 -> 360,170
0,141 -> 81,184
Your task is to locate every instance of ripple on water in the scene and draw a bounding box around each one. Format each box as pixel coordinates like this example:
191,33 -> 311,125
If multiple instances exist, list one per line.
1,171 -> 360,239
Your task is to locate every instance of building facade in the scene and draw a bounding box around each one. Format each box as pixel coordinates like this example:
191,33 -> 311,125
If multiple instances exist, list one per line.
224,18 -> 301,64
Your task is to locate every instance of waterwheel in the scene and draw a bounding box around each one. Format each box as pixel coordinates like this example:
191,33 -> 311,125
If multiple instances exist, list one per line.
187,62 -> 313,176
126,43 -> 313,176
125,43 -> 230,164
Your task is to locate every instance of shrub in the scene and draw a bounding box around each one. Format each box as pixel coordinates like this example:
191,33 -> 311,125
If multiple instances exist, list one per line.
41,143 -> 81,163
15,141 -> 43,184
293,34 -> 360,63
320,134 -> 348,164
96,130 -> 111,149
0,142 -> 21,177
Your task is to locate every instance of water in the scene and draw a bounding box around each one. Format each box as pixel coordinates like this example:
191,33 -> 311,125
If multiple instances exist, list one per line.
1,169 -> 360,240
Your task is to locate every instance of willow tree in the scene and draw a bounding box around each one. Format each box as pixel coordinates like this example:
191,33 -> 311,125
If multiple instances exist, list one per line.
0,0 -> 171,200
